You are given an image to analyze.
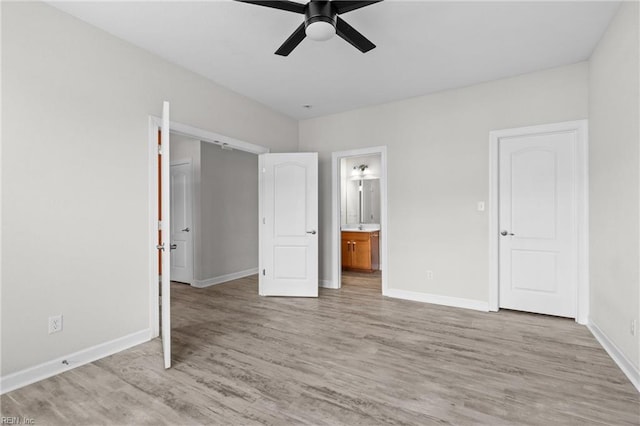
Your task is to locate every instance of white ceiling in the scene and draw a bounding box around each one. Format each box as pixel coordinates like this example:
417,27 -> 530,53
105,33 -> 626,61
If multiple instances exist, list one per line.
49,1 -> 619,119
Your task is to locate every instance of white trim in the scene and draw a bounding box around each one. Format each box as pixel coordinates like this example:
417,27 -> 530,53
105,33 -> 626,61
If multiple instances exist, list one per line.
575,121 -> 590,325
331,146 -> 388,294
319,279 -> 336,289
258,154 -> 265,295
170,158 -> 192,167
0,329 -> 152,395
385,289 -> 490,312
488,120 -> 589,323
191,268 -> 259,288
588,321 -> 640,392
168,120 -> 268,155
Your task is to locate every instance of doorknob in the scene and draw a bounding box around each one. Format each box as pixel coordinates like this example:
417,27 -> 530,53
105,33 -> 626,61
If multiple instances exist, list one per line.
306,230 -> 316,235
182,227 -> 190,232
170,244 -> 177,250
501,230 -> 515,236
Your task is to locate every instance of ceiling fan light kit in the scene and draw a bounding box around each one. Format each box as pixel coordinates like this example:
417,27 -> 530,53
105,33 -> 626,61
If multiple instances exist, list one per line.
306,21 -> 335,41
237,0 -> 381,56
305,0 -> 336,40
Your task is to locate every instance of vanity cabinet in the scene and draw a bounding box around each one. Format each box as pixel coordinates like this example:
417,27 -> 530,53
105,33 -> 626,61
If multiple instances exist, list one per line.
341,231 -> 380,272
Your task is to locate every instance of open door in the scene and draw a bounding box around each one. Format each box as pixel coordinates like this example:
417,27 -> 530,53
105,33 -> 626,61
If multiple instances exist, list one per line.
259,153 -> 318,297
160,101 -> 171,368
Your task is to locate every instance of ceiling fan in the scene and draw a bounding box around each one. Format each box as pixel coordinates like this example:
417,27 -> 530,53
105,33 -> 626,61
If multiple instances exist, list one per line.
236,0 -> 382,56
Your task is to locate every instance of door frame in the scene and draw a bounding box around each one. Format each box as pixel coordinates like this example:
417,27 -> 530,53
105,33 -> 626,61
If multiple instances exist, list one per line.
170,158 -> 194,285
148,117 -> 269,338
488,120 -> 589,324
330,146 -> 388,292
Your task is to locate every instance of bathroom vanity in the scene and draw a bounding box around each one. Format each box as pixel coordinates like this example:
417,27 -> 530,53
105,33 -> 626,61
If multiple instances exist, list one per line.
341,229 -> 380,272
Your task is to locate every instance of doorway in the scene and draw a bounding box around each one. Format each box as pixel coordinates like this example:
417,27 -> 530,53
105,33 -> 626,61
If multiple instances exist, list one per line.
148,116 -> 269,340
331,146 -> 388,293
489,120 -> 588,324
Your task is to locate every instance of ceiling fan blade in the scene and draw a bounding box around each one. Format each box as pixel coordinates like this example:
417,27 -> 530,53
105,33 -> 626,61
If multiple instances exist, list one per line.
235,0 -> 305,14
275,22 -> 306,56
333,1 -> 382,15
335,16 -> 376,53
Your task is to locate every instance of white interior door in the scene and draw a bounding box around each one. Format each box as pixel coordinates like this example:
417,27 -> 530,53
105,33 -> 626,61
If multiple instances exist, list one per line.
160,101 -> 171,368
170,162 -> 193,284
499,131 -> 577,318
259,153 -> 318,297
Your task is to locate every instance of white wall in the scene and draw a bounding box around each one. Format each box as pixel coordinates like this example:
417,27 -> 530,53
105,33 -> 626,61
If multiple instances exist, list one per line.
1,1 -> 297,376
589,1 -> 640,370
300,62 -> 589,302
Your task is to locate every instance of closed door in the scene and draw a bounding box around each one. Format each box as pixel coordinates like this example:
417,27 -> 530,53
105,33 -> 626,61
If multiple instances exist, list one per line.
170,162 -> 193,284
259,153 -> 318,297
499,131 -> 577,318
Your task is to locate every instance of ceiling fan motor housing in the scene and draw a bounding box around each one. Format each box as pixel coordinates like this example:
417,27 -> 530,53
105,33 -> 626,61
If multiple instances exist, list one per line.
304,1 -> 337,40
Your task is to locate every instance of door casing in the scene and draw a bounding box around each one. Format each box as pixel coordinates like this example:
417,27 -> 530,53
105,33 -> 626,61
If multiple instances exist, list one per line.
330,146 -> 388,292
489,120 -> 589,324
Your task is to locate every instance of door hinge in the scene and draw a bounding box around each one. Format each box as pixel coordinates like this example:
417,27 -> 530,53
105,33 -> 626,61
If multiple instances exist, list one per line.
158,220 -> 163,230
262,269 -> 266,276
158,144 -> 163,155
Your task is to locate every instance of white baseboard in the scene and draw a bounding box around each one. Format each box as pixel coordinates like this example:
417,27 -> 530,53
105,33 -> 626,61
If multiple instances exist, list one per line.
384,288 -> 489,312
588,321 -> 640,392
0,328 -> 152,395
319,279 -> 337,289
191,268 -> 258,288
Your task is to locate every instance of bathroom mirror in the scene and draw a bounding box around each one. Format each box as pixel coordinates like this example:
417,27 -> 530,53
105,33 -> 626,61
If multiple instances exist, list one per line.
345,178 -> 380,224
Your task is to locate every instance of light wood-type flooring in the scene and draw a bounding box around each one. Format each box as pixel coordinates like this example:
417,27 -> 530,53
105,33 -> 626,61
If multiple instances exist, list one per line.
2,273 -> 638,425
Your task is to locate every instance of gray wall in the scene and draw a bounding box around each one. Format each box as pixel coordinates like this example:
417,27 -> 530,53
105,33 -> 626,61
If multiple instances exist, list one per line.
200,143 -> 259,281
1,2 -> 297,376
170,138 -> 259,284
589,1 -> 640,370
299,62 -> 589,302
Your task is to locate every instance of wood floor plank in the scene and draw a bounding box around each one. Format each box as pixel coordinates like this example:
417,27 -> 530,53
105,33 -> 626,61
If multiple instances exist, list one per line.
2,273 -> 638,425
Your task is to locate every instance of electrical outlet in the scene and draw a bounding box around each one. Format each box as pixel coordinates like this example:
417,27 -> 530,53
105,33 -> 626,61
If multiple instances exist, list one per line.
49,315 -> 63,334
631,319 -> 637,336
426,270 -> 434,280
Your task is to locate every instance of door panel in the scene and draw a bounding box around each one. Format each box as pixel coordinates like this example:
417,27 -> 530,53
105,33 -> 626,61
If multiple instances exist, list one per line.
499,131 -> 576,318
160,101 -> 171,368
352,240 -> 371,270
170,162 -> 193,284
260,153 -> 318,297
274,163 -> 307,236
511,150 -> 557,239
